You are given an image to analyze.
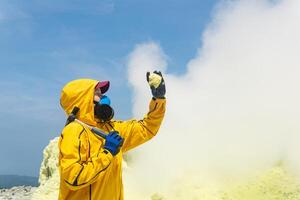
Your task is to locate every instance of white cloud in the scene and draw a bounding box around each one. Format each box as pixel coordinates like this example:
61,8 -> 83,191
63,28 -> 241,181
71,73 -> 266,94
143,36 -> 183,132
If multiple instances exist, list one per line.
127,42 -> 168,115
125,0 -> 300,199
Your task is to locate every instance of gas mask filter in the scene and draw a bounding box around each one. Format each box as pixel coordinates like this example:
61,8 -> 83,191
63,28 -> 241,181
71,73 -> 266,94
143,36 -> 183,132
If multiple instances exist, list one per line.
94,95 -> 114,122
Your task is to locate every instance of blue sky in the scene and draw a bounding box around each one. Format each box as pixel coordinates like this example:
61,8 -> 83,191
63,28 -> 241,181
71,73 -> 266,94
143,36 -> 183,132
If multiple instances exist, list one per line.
0,0 -> 219,176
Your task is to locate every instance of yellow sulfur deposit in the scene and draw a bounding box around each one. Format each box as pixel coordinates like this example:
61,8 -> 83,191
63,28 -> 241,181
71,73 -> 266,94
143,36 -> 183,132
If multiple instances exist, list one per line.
31,137 -> 60,200
150,166 -> 300,200
33,138 -> 300,200
148,73 -> 162,88
220,166 -> 300,200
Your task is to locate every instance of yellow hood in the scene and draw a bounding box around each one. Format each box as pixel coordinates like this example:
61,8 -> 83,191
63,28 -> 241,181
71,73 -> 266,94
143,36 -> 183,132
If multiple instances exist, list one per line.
60,79 -> 99,126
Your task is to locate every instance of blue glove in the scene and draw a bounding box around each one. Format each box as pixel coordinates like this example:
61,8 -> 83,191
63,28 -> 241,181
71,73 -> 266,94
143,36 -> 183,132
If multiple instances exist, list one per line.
103,131 -> 124,156
146,71 -> 166,99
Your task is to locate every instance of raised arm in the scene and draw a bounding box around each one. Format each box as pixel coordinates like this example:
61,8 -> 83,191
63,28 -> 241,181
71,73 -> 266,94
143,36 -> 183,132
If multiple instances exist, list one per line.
116,71 -> 166,152
117,97 -> 166,152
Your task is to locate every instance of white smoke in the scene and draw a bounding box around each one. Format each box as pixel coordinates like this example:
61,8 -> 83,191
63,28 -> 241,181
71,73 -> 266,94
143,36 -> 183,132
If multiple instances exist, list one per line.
125,0 -> 300,199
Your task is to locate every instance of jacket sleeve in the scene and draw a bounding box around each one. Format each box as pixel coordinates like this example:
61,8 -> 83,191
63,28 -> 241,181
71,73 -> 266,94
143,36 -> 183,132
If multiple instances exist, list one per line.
58,122 -> 113,191
117,98 -> 166,153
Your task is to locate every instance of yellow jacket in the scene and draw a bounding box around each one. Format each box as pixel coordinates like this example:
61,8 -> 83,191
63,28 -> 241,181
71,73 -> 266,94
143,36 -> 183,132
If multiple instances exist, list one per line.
58,79 -> 166,200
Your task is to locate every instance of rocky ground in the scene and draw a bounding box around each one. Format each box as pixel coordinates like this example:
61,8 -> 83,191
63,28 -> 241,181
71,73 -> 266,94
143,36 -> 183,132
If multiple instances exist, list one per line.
0,186 -> 36,200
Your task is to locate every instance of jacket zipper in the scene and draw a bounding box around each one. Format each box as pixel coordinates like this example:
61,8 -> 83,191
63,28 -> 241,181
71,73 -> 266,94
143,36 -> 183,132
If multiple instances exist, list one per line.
89,185 -> 92,200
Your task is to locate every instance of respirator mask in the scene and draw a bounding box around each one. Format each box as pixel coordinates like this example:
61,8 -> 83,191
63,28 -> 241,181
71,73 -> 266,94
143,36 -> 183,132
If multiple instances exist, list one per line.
94,95 -> 114,122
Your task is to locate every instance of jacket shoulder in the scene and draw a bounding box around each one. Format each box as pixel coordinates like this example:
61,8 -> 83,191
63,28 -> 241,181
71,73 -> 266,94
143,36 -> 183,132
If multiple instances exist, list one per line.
108,119 -> 137,134
110,119 -> 136,124
109,119 -> 135,127
61,122 -> 85,139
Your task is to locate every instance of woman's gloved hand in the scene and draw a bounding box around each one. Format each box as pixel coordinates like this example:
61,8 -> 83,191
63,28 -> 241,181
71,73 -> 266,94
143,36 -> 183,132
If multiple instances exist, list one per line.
146,71 -> 166,99
103,131 -> 124,156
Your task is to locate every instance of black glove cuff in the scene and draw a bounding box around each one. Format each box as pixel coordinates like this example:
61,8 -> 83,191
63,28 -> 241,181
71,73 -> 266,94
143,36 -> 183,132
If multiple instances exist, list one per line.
103,149 -> 110,154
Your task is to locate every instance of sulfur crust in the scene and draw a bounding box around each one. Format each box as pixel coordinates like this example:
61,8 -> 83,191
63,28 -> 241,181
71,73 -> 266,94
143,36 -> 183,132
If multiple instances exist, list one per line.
31,137 -> 60,200
153,166 -> 300,200
32,138 -> 300,200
